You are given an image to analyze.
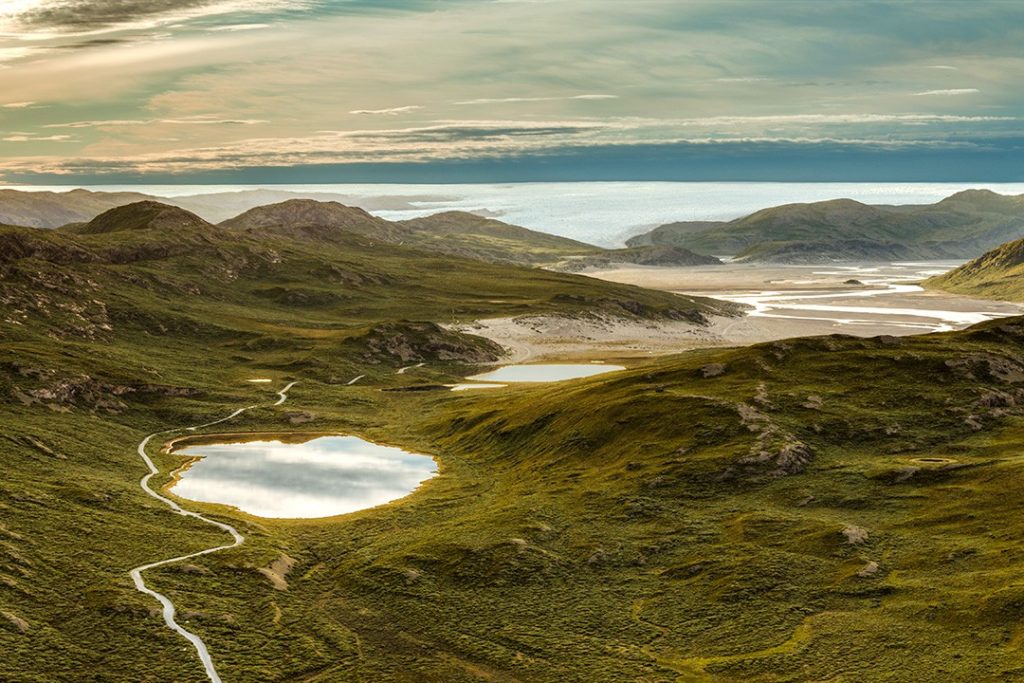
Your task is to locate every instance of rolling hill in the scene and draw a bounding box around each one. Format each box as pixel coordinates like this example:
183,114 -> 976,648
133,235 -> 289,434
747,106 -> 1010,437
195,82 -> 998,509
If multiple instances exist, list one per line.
627,190 -> 1024,263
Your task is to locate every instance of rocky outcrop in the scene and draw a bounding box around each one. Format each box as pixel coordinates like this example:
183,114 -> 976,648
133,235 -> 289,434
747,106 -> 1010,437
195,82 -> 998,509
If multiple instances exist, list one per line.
341,321 -> 505,364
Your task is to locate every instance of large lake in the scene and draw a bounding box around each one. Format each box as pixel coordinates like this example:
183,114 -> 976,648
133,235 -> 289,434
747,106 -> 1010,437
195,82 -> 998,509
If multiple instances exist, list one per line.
170,435 -> 437,518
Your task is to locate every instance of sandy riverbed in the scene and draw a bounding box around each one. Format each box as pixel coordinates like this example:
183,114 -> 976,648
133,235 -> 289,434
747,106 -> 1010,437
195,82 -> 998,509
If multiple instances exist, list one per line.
454,262 -> 1024,362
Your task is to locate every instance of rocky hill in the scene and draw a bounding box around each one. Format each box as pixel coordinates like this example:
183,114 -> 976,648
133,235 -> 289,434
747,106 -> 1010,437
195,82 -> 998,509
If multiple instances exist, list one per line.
627,190 -> 1024,263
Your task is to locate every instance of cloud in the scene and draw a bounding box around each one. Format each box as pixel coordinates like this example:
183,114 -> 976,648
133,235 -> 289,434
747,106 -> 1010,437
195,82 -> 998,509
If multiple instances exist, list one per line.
912,88 -> 980,96
349,105 -> 423,115
2,134 -> 72,142
455,94 -> 618,105
44,117 -> 266,128
0,1 -> 314,37
207,23 -> 272,32
1,101 -> 35,108
927,65 -> 959,70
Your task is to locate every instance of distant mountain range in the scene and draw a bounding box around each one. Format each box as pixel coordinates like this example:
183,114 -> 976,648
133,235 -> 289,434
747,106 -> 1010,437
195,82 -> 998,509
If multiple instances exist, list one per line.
0,188 -> 441,227
11,187 -> 1024,267
627,190 -> 1024,263
4,189 -> 722,270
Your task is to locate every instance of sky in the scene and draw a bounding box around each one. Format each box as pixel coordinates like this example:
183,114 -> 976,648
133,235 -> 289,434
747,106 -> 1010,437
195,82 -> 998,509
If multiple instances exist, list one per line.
0,0 -> 1021,183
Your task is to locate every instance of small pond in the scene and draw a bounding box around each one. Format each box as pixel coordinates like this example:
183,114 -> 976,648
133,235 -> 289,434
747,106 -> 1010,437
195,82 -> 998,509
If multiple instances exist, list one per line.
170,435 -> 437,518
466,363 -> 625,383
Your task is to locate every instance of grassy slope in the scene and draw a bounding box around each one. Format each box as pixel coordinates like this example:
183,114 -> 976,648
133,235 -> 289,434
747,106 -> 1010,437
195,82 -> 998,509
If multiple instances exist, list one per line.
6,216 -> 1024,680
926,235 -> 1024,302
0,220 -> 733,681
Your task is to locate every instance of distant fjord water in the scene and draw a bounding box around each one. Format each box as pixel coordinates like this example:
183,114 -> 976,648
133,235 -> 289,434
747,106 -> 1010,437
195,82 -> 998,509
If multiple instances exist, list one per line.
8,181 -> 1024,247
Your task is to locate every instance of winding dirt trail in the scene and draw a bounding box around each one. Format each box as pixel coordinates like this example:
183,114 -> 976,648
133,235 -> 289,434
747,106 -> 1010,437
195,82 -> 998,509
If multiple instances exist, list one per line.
129,381 -> 298,683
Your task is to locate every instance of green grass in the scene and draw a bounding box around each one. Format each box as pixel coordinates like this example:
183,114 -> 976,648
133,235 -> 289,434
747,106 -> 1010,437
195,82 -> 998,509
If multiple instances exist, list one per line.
5,217 -> 1024,681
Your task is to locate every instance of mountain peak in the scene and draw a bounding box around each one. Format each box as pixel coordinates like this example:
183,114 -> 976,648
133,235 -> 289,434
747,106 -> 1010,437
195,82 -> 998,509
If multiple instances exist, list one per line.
80,201 -> 211,235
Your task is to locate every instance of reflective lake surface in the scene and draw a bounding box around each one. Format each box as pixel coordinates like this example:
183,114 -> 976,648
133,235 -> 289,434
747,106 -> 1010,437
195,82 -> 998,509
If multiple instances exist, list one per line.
468,363 -> 625,383
449,382 -> 507,391
171,435 -> 437,518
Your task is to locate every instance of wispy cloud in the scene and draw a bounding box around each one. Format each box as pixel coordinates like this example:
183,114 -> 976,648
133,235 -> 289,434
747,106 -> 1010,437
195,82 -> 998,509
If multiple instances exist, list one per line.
207,23 -> 272,32
349,105 -> 423,115
43,117 -> 266,128
927,65 -> 959,70
912,88 -> 980,96
1,101 -> 35,108
2,134 -> 72,142
455,94 -> 618,105
0,1 -> 314,38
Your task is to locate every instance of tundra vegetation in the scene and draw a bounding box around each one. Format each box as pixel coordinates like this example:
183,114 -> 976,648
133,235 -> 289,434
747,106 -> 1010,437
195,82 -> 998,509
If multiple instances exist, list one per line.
3,201 -> 1024,681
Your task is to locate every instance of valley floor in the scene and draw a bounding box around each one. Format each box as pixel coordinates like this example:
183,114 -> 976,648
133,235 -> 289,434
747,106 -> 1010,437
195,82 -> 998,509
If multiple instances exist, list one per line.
455,262 -> 1024,362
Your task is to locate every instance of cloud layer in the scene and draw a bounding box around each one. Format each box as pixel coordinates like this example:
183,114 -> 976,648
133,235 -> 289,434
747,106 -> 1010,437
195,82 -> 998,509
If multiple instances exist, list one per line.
0,0 -> 1022,181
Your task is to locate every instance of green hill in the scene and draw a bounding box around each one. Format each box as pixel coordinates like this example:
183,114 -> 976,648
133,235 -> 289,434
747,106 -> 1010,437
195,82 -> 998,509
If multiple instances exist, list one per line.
627,190 -> 1024,263
78,201 -> 213,235
222,201 -> 599,265
396,210 -> 600,264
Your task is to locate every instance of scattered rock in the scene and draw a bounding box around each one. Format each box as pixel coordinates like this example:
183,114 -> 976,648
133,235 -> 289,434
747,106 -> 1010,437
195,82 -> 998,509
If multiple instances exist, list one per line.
893,466 -> 920,483
802,395 -> 823,410
402,568 -> 421,584
842,525 -> 870,545
284,410 -> 316,425
978,390 -> 1015,408
857,561 -> 880,577
964,415 -> 984,431
587,549 -> 608,566
701,363 -> 727,378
